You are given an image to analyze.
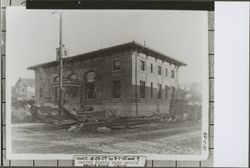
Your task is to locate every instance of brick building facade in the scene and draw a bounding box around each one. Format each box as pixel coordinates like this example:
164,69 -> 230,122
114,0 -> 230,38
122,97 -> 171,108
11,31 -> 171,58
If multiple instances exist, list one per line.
28,41 -> 186,117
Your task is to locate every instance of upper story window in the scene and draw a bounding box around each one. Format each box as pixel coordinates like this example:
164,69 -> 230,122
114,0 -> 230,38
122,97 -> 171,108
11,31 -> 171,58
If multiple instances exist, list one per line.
165,68 -> 168,77
171,70 -> 175,78
158,66 -> 162,75
150,63 -> 153,73
112,59 -> 121,71
140,60 -> 145,71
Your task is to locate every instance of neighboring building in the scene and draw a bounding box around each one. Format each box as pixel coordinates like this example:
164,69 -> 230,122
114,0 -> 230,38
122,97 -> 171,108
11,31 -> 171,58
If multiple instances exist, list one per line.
12,78 -> 35,100
28,41 -> 186,117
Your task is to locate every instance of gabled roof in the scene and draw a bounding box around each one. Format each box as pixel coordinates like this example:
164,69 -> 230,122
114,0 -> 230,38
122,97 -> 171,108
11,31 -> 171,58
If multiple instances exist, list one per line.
28,41 -> 186,70
15,78 -> 35,88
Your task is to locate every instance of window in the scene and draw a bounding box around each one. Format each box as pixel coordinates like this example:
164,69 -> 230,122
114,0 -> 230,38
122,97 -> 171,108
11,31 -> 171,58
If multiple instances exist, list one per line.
39,88 -> 43,98
150,64 -> 153,73
171,70 -> 175,78
165,68 -> 168,77
112,80 -> 121,98
85,72 -> 96,99
71,87 -> 77,97
158,66 -> 162,75
171,87 -> 176,98
157,84 -> 162,99
54,88 -> 58,101
140,81 -> 146,98
165,85 -> 168,98
86,72 -> 95,82
113,59 -> 121,71
150,82 -> 153,98
140,60 -> 145,71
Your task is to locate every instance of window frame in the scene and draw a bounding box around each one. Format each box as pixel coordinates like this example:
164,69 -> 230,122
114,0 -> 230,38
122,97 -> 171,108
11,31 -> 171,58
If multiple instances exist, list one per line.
171,70 -> 175,78
157,83 -> 162,99
157,66 -> 162,75
150,82 -> 153,98
85,71 -> 96,99
140,60 -> 145,72
150,63 -> 153,73
112,59 -> 121,71
39,88 -> 43,98
140,80 -> 146,98
165,85 -> 168,99
112,80 -> 121,98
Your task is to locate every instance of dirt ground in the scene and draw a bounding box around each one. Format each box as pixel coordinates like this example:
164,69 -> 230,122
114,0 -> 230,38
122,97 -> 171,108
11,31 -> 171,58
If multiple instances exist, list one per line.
12,121 -> 201,155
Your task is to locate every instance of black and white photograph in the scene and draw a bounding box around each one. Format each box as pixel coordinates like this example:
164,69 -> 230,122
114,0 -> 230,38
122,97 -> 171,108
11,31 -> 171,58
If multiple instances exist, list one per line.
6,7 -> 209,160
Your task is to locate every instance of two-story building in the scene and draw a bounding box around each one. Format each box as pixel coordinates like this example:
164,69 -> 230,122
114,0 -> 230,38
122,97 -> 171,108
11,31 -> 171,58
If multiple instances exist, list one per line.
12,78 -> 35,101
28,41 -> 186,117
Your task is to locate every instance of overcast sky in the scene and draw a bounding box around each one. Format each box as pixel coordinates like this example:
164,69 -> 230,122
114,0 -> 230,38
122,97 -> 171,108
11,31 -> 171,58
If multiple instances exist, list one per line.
7,7 -> 208,86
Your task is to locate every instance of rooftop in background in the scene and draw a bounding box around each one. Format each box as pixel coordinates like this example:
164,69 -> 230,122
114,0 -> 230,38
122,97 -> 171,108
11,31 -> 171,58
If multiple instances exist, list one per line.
28,41 -> 187,70
15,78 -> 35,88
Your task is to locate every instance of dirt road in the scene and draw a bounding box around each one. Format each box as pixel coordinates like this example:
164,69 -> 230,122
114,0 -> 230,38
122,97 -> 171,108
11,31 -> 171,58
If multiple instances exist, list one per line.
12,121 -> 201,155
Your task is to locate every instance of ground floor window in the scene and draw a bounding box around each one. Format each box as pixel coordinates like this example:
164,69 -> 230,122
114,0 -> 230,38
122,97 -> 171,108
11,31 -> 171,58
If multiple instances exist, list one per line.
150,82 -> 153,98
140,80 -> 146,98
112,80 -> 121,98
157,84 -> 162,99
165,85 -> 168,98
86,71 -> 96,99
171,87 -> 176,98
54,87 -> 58,101
39,88 -> 43,98
86,83 -> 96,99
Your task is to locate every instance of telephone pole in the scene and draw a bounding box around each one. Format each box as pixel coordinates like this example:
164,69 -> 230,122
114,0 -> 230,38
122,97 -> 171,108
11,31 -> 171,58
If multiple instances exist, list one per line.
52,11 -> 63,124
58,12 -> 63,124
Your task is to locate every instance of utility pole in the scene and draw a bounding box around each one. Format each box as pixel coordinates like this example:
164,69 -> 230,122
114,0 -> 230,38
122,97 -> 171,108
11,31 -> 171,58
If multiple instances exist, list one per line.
58,12 -> 63,124
52,11 -> 63,124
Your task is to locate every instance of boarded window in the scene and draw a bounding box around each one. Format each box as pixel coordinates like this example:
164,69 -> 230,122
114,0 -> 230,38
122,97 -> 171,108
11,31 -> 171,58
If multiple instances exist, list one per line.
140,60 -> 145,71
150,63 -> 153,73
171,70 -> 175,78
140,80 -> 146,98
157,84 -> 162,99
113,59 -> 121,71
150,82 -> 153,98
158,66 -> 162,75
112,80 -> 121,98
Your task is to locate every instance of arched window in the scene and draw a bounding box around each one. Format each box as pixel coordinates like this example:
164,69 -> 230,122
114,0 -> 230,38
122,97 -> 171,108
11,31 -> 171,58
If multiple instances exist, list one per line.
85,72 -> 96,99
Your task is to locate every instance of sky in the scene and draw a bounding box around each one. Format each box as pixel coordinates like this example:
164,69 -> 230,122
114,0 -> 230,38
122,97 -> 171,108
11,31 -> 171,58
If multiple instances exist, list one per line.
7,7 -> 208,86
